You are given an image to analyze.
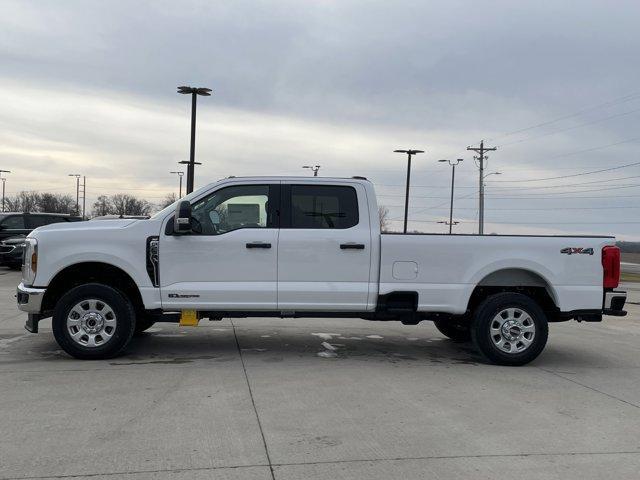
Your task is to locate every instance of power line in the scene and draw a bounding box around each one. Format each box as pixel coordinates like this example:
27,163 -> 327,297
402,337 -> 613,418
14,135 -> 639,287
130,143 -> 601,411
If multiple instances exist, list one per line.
488,176 -> 640,191
383,205 -> 640,211
496,106 -> 640,148
392,218 -> 640,225
487,91 -> 640,142
488,159 -> 640,183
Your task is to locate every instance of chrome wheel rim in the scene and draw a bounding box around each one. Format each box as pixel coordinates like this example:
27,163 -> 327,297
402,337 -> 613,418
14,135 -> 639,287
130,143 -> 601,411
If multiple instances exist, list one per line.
490,308 -> 535,354
66,299 -> 117,347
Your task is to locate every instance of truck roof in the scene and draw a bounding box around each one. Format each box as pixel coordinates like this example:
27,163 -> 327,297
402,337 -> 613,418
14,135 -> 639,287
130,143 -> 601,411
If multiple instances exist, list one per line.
218,175 -> 370,182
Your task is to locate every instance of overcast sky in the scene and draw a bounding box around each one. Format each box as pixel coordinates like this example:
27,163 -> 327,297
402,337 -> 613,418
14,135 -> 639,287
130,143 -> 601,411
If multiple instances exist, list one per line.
1,0 -> 639,238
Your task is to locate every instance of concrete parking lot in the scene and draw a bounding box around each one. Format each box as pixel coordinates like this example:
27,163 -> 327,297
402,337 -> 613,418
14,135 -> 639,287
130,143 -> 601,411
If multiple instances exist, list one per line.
1,269 -> 639,480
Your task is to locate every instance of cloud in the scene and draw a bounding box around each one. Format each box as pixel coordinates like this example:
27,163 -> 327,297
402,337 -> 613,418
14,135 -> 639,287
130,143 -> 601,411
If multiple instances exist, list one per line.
0,0 -> 639,238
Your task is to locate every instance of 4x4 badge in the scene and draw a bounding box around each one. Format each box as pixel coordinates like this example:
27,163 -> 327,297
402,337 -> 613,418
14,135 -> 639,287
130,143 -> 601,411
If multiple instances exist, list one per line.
561,247 -> 594,255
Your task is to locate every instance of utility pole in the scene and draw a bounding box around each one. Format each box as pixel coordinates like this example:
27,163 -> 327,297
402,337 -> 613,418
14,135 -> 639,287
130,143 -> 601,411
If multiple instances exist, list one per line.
177,86 -> 211,194
302,165 -> 321,176
438,159 -> 463,234
68,174 -> 81,216
0,170 -> 10,212
394,149 -> 425,233
467,140 -> 496,235
170,171 -> 184,197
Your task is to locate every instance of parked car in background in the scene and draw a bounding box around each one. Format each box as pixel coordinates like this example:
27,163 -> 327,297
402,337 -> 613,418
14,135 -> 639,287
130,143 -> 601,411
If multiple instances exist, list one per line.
0,213 -> 82,242
0,236 -> 28,269
0,213 -> 82,269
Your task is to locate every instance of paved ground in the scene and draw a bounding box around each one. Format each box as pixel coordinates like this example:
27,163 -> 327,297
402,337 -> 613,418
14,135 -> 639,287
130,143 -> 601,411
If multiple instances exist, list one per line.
1,269 -> 639,480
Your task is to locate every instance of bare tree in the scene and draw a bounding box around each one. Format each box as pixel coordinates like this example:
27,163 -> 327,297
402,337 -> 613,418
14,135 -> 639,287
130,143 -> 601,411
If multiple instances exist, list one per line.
112,194 -> 152,216
91,194 -> 153,217
38,193 -> 75,214
159,193 -> 177,209
5,191 -> 41,212
92,195 -> 113,217
378,205 -> 390,232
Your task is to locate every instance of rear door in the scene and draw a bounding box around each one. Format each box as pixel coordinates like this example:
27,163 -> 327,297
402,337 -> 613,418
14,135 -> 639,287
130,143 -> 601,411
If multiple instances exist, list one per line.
277,182 -> 372,311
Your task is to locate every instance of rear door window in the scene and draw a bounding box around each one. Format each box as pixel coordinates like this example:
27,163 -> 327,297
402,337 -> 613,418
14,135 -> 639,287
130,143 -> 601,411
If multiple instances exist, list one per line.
289,185 -> 359,229
1,215 -> 25,229
27,215 -> 66,228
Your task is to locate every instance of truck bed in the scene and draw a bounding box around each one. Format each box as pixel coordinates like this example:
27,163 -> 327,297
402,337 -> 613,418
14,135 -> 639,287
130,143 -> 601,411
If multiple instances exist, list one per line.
379,233 -> 615,314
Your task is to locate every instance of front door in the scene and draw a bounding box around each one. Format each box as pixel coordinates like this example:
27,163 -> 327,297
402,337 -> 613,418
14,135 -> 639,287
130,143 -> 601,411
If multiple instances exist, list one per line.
159,183 -> 280,310
277,182 -> 372,311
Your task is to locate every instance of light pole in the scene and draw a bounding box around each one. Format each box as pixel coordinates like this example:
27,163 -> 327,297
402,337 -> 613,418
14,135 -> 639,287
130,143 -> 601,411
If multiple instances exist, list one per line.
394,149 -> 424,233
438,159 -> 463,234
0,170 -> 10,212
177,86 -> 212,194
68,174 -> 81,216
170,171 -> 184,198
302,165 -> 321,176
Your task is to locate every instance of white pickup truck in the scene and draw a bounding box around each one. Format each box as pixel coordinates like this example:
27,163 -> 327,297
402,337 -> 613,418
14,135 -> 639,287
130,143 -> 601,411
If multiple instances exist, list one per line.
17,176 -> 627,365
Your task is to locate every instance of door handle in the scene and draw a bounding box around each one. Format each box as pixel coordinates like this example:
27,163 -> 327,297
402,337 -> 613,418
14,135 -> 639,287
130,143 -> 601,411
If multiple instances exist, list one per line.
340,243 -> 365,250
246,242 -> 272,249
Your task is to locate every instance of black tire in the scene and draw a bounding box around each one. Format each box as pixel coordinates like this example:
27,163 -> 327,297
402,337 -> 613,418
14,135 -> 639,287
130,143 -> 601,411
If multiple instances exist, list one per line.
471,292 -> 549,366
134,314 -> 156,335
433,319 -> 471,342
52,283 -> 136,360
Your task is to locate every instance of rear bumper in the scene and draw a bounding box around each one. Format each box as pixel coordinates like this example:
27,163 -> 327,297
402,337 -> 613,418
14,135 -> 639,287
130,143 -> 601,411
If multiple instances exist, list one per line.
603,290 -> 627,317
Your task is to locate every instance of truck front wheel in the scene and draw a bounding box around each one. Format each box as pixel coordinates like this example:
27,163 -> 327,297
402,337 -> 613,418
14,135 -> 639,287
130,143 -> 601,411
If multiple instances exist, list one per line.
52,283 -> 136,360
471,292 -> 548,366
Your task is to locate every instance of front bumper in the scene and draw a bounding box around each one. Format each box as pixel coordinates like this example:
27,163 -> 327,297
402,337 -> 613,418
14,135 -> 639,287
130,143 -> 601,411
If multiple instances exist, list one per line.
17,282 -> 46,314
603,290 -> 627,316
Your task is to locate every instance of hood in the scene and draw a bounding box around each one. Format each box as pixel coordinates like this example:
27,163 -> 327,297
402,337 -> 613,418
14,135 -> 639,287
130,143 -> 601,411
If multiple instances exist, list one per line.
30,219 -> 140,236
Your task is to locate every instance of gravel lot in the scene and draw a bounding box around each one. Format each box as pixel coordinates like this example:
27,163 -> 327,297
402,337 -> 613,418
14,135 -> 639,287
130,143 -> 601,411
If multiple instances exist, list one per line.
1,269 -> 639,480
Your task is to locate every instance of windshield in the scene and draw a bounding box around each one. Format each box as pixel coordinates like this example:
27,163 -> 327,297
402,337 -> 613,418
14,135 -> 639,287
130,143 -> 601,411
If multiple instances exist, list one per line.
150,184 -> 213,220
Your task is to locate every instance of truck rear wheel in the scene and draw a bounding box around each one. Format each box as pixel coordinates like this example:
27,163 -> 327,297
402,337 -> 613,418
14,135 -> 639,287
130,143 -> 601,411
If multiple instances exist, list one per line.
433,319 -> 471,342
52,283 -> 136,360
471,292 -> 548,366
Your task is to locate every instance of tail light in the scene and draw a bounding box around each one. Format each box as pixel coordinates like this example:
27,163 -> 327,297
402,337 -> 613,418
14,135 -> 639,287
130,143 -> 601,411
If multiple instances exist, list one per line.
602,245 -> 620,289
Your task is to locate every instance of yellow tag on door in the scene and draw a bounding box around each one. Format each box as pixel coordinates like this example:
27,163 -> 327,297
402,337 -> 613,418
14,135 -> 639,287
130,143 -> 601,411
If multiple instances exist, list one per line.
179,309 -> 199,326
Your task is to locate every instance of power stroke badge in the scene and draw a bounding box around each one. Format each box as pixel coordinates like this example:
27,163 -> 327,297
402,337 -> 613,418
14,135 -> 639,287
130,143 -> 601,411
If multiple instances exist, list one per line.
560,247 -> 594,255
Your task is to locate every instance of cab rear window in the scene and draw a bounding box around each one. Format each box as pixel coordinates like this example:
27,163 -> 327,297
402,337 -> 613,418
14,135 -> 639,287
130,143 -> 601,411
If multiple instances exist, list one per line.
290,185 -> 358,229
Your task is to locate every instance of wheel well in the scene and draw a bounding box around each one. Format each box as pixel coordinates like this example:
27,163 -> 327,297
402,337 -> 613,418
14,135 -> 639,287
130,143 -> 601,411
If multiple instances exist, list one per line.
468,269 -> 560,320
42,262 -> 144,315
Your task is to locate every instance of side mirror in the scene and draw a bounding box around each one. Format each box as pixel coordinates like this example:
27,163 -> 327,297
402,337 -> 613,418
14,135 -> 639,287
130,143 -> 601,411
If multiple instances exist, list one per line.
174,201 -> 193,234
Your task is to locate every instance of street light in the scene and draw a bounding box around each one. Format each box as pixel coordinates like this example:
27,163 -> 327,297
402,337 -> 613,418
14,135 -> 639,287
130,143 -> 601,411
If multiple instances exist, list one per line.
302,165 -> 321,176
438,158 -> 463,234
177,85 -> 212,194
0,170 -> 10,212
170,171 -> 184,198
394,149 -> 424,233
68,174 -> 81,216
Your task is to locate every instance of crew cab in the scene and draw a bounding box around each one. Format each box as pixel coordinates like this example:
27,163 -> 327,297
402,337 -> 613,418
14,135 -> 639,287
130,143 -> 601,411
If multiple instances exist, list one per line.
16,176 -> 627,365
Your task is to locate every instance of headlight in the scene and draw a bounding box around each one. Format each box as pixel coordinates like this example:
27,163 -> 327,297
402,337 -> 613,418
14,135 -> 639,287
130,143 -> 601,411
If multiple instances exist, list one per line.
22,238 -> 38,286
